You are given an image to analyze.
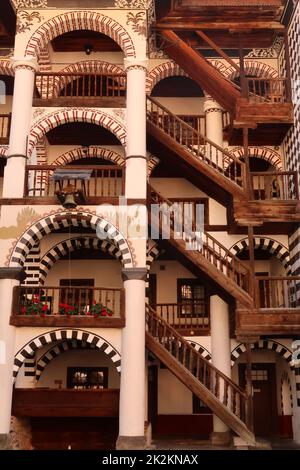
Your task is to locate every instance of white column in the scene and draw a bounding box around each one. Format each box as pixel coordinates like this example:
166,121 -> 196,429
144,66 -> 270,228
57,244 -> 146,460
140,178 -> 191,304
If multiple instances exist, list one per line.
117,269 -> 147,450
0,269 -> 24,448
210,295 -> 232,444
2,57 -> 38,198
204,97 -> 224,147
124,60 -> 148,200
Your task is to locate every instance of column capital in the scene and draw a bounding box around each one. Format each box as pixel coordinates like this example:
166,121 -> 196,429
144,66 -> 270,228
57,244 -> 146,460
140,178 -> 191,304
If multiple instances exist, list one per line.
12,57 -> 38,73
0,267 -> 26,282
122,268 -> 148,281
124,59 -> 148,73
203,96 -> 223,114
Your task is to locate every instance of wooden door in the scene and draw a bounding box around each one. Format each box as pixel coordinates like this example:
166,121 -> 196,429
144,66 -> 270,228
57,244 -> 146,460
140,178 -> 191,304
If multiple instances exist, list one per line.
239,363 -> 277,436
148,365 -> 158,434
149,274 -> 157,306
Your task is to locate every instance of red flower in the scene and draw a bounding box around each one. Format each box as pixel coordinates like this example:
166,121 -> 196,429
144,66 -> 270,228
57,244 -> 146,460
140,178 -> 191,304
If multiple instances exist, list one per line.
42,305 -> 48,312
21,307 -> 26,315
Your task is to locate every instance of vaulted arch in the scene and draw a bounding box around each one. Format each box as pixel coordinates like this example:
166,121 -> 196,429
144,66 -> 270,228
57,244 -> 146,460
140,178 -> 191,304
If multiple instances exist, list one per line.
28,108 -> 126,156
230,237 -> 291,274
24,11 -> 136,59
39,235 -> 123,285
146,61 -> 188,95
231,340 -> 293,367
8,210 -> 133,269
14,329 -> 121,380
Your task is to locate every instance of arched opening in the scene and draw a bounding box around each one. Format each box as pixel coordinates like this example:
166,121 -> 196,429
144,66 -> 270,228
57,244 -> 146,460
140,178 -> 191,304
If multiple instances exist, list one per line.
231,342 -> 293,438
27,115 -> 126,199
231,237 -> 291,309
13,331 -> 121,450
150,75 -> 206,139
0,75 -> 13,146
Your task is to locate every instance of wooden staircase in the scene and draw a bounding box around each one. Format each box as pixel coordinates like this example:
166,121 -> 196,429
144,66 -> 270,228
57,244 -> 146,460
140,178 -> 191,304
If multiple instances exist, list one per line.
156,30 -> 293,132
158,30 -> 240,115
147,96 -> 247,200
146,304 -> 255,445
150,186 -> 254,308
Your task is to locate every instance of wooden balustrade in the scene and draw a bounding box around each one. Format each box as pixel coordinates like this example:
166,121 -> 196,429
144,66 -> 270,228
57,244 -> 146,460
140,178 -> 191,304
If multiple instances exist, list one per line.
153,302 -> 210,333
146,304 -> 251,429
177,114 -> 206,136
251,171 -> 299,201
34,73 -> 126,101
245,78 -> 288,103
149,185 -> 251,294
24,165 -> 125,199
0,114 -> 11,143
147,96 -> 246,188
12,286 -> 125,326
256,276 -> 300,309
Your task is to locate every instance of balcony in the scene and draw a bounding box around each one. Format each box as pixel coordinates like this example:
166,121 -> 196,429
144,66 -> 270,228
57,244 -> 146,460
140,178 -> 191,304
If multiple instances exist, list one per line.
10,285 -> 125,328
233,171 -> 300,226
23,165 -> 125,204
12,388 -> 119,418
236,276 -> 300,336
0,114 -> 11,144
153,302 -> 210,336
33,73 -> 126,107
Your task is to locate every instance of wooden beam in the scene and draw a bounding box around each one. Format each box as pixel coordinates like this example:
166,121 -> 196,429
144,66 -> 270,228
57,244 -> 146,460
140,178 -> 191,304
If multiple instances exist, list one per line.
155,21 -> 285,31
195,30 -> 240,72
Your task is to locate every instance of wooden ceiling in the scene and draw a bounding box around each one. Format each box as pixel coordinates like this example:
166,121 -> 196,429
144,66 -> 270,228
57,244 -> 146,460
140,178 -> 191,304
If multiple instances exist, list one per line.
154,0 -> 286,48
52,30 -> 122,53
0,0 -> 16,48
46,122 -> 121,146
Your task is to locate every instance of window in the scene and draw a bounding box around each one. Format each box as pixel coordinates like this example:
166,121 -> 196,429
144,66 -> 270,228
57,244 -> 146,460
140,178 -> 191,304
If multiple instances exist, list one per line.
60,279 -> 94,310
177,279 -> 208,318
67,367 -> 108,389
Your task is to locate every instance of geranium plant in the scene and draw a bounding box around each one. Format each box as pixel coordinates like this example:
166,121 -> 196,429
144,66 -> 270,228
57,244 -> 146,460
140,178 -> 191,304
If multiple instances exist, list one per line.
21,294 -> 49,317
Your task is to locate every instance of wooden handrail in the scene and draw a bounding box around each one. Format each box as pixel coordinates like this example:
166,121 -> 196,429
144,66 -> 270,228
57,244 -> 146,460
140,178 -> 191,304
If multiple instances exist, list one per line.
245,77 -> 288,103
250,171 -> 299,201
153,302 -> 210,331
146,304 -> 251,426
25,165 -> 125,198
147,96 -> 246,188
149,185 -> 251,294
35,72 -> 126,100
255,276 -> 300,309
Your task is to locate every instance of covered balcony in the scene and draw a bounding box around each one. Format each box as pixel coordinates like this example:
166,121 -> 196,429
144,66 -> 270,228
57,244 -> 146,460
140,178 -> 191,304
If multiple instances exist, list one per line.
10,285 -> 125,328
237,277 -> 300,336
33,72 -> 126,108
24,164 -> 125,204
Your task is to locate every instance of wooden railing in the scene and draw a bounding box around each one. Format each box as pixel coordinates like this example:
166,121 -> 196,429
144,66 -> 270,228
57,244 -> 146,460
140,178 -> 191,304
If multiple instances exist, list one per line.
149,186 -> 252,294
34,72 -> 126,100
245,78 -> 289,103
177,114 -> 206,136
24,165 -> 125,198
256,276 -> 300,309
147,96 -> 246,189
14,286 -> 124,318
153,302 -> 210,332
0,113 -> 11,143
251,171 -> 299,201
146,304 -> 252,428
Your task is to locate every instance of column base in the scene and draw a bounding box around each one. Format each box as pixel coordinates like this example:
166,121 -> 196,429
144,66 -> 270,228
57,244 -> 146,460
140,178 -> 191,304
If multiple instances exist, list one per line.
210,431 -> 232,447
0,434 -> 13,450
116,436 -> 147,450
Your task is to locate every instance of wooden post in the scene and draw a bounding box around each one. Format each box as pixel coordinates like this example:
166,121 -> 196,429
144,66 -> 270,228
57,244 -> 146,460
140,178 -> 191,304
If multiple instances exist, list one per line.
239,39 -> 247,99
248,225 -> 256,304
245,342 -> 254,432
283,30 -> 292,103
243,127 -> 254,199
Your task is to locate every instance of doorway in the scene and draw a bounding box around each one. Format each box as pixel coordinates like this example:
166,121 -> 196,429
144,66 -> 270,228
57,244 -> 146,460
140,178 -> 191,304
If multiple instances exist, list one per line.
239,363 -> 277,436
